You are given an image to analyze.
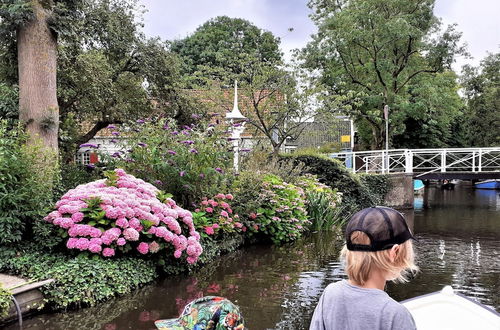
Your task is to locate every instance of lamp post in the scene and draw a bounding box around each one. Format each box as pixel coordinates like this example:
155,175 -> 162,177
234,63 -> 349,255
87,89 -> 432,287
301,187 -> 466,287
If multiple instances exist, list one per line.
384,104 -> 389,173
225,80 -> 247,172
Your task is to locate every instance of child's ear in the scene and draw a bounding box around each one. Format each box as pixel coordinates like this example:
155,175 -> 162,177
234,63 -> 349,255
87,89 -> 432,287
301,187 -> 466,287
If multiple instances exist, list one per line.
389,244 -> 400,262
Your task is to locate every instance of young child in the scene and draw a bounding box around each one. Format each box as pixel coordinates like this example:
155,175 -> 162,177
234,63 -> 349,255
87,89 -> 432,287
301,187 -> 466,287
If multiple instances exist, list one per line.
310,206 -> 418,330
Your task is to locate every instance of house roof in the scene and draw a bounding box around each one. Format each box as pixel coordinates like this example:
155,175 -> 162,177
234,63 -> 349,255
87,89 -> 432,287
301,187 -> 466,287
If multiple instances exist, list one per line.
88,88 -> 283,138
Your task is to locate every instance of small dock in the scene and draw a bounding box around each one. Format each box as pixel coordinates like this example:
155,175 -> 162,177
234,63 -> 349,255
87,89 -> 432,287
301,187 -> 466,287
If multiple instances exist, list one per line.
0,274 -> 54,325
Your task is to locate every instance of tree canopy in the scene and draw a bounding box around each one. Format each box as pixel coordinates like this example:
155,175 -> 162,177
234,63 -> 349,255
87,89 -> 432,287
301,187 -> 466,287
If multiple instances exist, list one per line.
303,0 -> 467,149
1,0 -> 205,160
170,16 -> 283,86
460,51 -> 500,147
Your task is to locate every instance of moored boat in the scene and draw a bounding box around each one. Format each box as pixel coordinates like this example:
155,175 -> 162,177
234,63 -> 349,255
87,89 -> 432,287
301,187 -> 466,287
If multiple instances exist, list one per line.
402,286 -> 500,330
413,180 -> 425,194
474,180 -> 500,190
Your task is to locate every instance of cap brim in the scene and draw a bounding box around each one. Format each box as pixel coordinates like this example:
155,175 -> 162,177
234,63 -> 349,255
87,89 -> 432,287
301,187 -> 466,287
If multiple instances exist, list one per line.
154,318 -> 185,330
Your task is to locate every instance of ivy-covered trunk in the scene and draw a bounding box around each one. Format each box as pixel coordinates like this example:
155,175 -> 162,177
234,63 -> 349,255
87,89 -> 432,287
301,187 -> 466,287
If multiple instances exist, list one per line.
17,0 -> 59,152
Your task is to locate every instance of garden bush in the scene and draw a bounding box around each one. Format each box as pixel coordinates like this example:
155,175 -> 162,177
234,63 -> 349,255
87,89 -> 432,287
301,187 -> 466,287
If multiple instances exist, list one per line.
0,83 -> 18,127
0,122 -> 57,245
0,284 -> 10,318
192,193 -> 246,238
295,175 -> 346,231
44,169 -> 203,264
279,154 -> 375,216
55,162 -> 105,198
359,174 -> 391,206
240,151 -> 307,185
232,173 -> 309,244
0,246 -> 157,309
109,118 -> 233,208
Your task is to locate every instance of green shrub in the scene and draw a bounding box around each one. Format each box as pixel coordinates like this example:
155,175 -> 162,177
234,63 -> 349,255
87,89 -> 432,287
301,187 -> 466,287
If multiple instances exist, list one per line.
279,154 -> 375,216
295,175 -> 346,231
240,152 -> 307,185
0,284 -> 11,318
359,174 -> 391,206
0,83 -> 18,127
192,193 -> 245,239
110,119 -> 233,208
232,173 -> 309,244
0,122 -> 58,244
56,163 -> 104,197
196,234 -> 244,264
0,246 -> 157,310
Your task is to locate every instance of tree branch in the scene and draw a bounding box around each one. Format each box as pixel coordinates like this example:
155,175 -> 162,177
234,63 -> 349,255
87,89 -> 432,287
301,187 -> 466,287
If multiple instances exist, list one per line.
396,68 -> 437,93
337,49 -> 373,92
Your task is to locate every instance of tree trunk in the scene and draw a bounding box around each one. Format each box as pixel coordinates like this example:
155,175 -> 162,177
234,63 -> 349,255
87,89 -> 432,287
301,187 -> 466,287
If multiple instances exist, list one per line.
370,125 -> 383,150
17,0 -> 59,152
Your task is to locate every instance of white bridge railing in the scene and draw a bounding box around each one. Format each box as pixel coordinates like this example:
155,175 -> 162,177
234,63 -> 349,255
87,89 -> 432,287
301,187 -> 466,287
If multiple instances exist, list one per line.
330,147 -> 500,176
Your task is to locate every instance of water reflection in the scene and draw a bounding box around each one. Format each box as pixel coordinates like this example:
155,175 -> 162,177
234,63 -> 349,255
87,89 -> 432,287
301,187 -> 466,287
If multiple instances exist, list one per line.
9,186 -> 500,329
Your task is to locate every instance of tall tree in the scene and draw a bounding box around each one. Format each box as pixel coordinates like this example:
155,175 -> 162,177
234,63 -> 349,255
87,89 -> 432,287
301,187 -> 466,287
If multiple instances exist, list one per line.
17,0 -> 57,150
170,16 -> 283,87
461,51 -> 500,147
303,0 -> 467,149
2,1 -> 201,160
0,0 -> 84,151
239,64 -> 316,154
56,0 -> 190,151
387,71 -> 464,148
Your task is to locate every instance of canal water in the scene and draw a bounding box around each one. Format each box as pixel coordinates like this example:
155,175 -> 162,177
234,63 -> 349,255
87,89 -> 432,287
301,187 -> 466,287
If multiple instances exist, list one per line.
10,184 -> 500,329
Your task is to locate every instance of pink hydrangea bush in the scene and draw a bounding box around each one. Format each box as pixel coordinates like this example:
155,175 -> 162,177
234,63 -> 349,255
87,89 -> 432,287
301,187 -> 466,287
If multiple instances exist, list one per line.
192,193 -> 245,237
44,169 -> 203,264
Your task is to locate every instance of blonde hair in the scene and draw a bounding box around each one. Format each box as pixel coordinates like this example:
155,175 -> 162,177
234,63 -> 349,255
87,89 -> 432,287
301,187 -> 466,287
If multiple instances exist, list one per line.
340,231 -> 418,286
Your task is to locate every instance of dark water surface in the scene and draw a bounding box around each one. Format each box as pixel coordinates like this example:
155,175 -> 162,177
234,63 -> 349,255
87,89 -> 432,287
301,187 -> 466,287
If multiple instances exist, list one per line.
10,185 -> 500,329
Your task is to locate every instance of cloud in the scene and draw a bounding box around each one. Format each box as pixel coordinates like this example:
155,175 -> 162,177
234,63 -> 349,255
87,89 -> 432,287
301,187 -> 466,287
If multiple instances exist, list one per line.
434,0 -> 500,70
137,0 -> 499,69
138,0 -> 316,61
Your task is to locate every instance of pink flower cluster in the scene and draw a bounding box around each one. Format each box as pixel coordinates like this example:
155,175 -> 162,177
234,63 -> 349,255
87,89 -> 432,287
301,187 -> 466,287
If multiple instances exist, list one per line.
194,193 -> 245,235
45,168 -> 203,264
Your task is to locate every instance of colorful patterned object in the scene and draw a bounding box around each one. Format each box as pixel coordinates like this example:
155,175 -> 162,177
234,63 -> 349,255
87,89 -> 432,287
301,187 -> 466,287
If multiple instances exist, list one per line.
155,296 -> 245,329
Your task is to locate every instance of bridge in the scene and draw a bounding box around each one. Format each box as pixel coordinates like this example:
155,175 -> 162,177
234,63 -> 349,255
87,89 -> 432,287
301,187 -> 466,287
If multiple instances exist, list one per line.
331,147 -> 500,180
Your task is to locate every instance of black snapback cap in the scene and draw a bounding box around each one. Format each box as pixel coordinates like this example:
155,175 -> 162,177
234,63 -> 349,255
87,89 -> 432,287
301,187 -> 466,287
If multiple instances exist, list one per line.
346,206 -> 416,252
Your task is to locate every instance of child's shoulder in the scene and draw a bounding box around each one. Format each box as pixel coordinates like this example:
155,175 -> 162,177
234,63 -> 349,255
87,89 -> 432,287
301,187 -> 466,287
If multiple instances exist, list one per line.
322,280 -> 346,295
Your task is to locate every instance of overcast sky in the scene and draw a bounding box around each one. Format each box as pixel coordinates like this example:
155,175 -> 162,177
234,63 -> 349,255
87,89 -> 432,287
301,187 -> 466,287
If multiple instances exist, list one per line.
138,0 -> 500,71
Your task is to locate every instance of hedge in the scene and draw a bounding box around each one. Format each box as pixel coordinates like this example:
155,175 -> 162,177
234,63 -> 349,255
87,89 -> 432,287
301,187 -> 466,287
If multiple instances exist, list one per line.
279,154 -> 390,215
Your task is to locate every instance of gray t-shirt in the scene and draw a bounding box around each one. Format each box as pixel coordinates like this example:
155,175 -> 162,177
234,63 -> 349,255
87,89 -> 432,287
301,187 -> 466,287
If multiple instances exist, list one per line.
309,280 -> 416,330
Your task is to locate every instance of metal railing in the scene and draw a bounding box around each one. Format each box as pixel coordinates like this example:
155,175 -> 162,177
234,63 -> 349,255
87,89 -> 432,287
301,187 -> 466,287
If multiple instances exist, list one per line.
330,148 -> 500,175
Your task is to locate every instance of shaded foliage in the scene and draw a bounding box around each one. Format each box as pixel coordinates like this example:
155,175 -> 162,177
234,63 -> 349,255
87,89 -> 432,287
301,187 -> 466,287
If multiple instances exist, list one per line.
0,122 -> 57,245
460,51 -> 500,147
0,245 -> 156,309
278,154 -> 375,216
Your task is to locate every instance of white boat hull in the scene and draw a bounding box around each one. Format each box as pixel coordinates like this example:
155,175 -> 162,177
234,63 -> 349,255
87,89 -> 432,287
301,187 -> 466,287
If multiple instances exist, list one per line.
402,286 -> 499,330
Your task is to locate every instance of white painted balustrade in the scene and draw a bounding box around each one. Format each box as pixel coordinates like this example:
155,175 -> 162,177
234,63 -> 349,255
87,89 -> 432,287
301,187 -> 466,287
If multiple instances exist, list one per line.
330,148 -> 500,175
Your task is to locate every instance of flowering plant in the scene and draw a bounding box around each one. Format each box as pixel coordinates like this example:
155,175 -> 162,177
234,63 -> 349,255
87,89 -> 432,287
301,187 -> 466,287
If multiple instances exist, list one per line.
44,169 -> 203,264
244,174 -> 310,244
192,193 -> 245,238
295,175 -> 344,230
109,118 -> 233,208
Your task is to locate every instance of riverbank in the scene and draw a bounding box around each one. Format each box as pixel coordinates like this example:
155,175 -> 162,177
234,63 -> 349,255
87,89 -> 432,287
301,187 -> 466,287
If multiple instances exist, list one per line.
0,233 -> 245,318
5,185 -> 497,329
0,154 -> 390,326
